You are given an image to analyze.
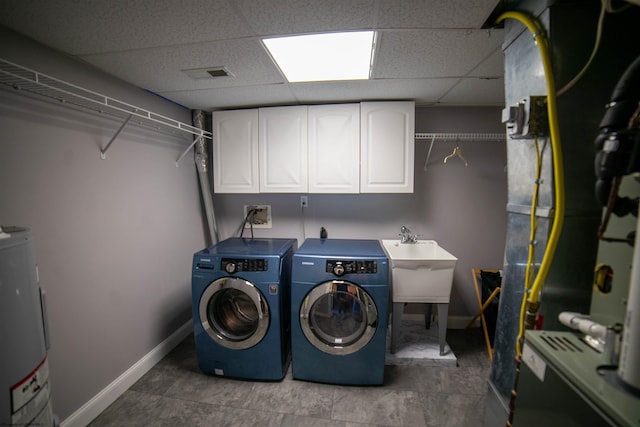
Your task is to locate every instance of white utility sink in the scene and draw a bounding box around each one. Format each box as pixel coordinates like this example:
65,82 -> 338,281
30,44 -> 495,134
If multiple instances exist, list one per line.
380,239 -> 458,356
380,239 -> 457,303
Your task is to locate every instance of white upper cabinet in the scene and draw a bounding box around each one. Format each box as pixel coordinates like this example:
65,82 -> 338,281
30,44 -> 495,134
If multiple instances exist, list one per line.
211,101 -> 414,194
258,106 -> 308,193
360,101 -> 415,193
212,109 -> 259,193
308,104 -> 360,193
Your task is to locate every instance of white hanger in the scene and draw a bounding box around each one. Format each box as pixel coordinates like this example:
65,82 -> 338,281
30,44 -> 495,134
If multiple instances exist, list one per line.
443,144 -> 468,166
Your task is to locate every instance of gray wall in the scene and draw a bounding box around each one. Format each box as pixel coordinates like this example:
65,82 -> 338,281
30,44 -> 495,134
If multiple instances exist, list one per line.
0,28 -> 207,421
212,106 -> 508,319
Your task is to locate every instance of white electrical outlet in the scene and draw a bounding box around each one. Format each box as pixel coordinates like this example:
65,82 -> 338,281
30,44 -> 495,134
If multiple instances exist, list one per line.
300,196 -> 308,208
243,205 -> 272,228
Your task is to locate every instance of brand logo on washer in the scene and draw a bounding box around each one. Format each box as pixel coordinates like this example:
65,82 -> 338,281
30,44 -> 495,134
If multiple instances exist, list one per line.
269,284 -> 278,295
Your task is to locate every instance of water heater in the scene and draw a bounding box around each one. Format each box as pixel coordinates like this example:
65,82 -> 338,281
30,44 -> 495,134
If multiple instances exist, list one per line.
0,226 -> 57,426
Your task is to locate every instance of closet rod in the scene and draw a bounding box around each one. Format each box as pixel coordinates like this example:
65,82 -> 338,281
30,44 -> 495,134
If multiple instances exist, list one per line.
0,58 -> 212,149
419,132 -> 506,171
415,132 -> 506,141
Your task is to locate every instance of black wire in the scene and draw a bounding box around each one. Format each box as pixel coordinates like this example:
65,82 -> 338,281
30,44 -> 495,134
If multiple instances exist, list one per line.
238,208 -> 257,238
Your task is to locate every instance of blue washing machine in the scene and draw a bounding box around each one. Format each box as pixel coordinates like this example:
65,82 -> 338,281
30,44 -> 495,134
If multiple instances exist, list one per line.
192,237 -> 297,380
291,238 -> 390,385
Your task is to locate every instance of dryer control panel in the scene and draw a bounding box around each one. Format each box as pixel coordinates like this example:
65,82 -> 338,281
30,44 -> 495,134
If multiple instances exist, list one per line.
221,258 -> 268,274
326,260 -> 378,276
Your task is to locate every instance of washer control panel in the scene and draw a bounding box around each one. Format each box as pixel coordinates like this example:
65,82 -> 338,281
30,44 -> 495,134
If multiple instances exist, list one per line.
326,260 -> 378,276
221,258 -> 268,273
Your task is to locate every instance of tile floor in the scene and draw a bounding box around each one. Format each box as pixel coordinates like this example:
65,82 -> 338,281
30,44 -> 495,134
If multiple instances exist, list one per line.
89,324 -> 491,427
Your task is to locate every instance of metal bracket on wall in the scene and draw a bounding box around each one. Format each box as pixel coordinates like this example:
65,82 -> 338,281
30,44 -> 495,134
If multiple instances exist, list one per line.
175,134 -> 203,167
0,57 -> 213,161
100,114 -> 133,159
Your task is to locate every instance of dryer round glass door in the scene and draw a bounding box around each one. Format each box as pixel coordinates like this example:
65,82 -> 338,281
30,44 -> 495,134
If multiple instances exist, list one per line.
300,280 -> 378,355
199,277 -> 269,350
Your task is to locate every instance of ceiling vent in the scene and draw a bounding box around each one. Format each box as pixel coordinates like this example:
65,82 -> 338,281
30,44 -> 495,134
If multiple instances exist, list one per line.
182,67 -> 234,80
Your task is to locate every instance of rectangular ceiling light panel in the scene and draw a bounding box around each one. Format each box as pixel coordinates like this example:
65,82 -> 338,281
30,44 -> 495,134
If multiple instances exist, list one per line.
262,31 -> 376,83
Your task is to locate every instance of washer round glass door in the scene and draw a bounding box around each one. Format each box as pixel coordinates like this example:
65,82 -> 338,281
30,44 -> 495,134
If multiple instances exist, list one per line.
300,280 -> 378,355
199,277 -> 269,350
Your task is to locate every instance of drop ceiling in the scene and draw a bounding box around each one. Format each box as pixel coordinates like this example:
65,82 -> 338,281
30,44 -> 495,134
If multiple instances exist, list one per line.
0,0 -> 504,111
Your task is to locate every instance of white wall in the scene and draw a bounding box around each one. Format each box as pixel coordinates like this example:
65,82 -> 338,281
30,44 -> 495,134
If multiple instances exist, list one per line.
0,28 -> 207,421
211,106 -> 508,320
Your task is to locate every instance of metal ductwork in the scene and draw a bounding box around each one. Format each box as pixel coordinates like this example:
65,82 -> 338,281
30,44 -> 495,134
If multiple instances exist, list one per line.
192,109 -> 219,245
483,1 -> 640,425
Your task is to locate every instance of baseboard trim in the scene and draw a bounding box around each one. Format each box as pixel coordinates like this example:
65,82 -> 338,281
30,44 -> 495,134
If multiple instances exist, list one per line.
61,320 -> 193,427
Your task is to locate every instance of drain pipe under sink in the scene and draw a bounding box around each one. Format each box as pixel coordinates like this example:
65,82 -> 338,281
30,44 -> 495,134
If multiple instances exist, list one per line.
192,109 -> 219,245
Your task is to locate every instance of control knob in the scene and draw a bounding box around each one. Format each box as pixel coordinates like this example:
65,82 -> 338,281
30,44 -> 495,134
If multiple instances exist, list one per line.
225,262 -> 237,274
333,264 -> 345,276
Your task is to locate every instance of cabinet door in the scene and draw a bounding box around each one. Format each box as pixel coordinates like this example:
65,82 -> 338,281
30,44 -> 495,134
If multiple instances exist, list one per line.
360,101 -> 415,193
212,109 -> 259,193
308,104 -> 360,193
259,106 -> 308,193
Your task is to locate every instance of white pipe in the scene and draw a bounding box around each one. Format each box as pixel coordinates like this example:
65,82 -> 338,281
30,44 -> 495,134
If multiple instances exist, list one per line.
558,312 -> 608,340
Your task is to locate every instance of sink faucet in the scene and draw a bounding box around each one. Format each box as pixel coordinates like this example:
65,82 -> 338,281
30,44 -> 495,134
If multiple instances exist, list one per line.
399,226 -> 419,244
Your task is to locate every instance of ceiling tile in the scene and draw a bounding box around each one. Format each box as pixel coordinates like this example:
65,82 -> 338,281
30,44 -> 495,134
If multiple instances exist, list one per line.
289,78 -> 460,106
468,47 -> 504,76
438,77 -> 505,106
233,0 -> 377,36
374,29 -> 502,78
0,0 -> 251,55
376,0 -> 499,28
79,39 -> 283,92
163,84 -> 298,110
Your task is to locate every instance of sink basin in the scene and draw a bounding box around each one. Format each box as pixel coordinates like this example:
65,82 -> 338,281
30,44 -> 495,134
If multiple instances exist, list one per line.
381,239 -> 458,356
380,239 -> 457,303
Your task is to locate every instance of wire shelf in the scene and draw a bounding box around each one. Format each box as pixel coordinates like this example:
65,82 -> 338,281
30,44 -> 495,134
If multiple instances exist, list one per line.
415,132 -> 506,141
0,58 -> 212,142
418,132 -> 506,171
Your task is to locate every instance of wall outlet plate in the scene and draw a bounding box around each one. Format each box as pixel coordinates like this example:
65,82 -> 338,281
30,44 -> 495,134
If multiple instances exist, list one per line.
244,205 -> 272,228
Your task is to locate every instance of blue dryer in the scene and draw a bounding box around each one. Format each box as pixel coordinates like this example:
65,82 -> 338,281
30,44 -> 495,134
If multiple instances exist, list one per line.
291,238 -> 390,385
192,237 -> 297,380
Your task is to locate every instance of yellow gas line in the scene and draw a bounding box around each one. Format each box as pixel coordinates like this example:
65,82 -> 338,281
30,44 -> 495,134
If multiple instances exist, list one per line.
518,138 -> 543,354
495,11 -> 566,356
